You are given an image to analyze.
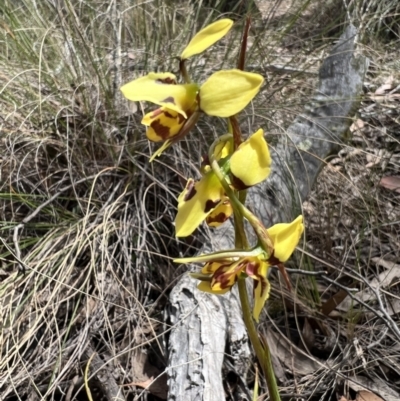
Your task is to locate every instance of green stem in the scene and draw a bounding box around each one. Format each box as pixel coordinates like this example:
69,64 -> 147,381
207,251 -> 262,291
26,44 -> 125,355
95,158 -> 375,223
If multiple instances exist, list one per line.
209,134 -> 280,400
238,279 -> 281,401
234,209 -> 248,249
179,59 -> 191,83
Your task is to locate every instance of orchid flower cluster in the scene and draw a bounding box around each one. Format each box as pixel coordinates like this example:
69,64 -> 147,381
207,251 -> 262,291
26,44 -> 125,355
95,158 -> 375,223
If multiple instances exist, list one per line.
121,19 -> 304,322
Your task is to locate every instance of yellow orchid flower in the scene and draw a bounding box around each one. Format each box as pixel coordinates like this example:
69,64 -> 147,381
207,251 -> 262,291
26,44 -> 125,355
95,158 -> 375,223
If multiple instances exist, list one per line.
200,258 -> 265,320
175,215 -> 304,321
198,256 -> 270,321
120,73 -> 198,142
175,171 -> 230,237
120,71 -> 263,146
267,215 -> 304,263
175,130 -> 271,237
181,19 -> 234,60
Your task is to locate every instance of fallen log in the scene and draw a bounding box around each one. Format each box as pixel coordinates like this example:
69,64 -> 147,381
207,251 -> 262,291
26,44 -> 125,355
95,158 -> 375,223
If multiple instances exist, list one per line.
165,25 -> 369,401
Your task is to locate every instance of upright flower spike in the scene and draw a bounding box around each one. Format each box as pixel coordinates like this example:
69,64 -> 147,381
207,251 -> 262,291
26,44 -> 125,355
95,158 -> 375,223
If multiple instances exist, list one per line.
181,19 -> 234,60
175,215 -> 304,321
175,130 -> 271,237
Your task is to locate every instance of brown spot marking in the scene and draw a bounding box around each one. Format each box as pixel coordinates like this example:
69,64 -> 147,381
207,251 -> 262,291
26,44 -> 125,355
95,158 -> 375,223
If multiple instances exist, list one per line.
183,180 -> 196,201
156,77 -> 176,85
177,113 -> 186,124
204,199 -> 220,213
216,275 -> 236,290
213,266 -> 236,290
150,120 -> 171,140
245,261 -> 260,276
230,173 -> 250,191
201,154 -> 210,169
203,261 -> 230,274
267,251 -> 280,266
196,92 -> 201,109
164,110 -> 174,119
161,96 -> 176,104
206,212 -> 228,225
253,278 -> 267,293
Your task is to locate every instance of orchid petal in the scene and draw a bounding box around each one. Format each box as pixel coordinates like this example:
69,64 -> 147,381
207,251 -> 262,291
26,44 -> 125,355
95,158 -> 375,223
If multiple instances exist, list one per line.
230,129 -> 271,189
198,281 -> 230,294
149,139 -> 173,162
242,257 -> 270,320
201,260 -> 232,274
175,173 -> 225,237
267,215 -> 304,262
120,73 -> 198,116
253,275 -> 271,321
209,260 -> 243,291
206,197 -> 233,227
142,107 -> 186,142
213,137 -> 233,160
181,19 -> 233,60
200,70 -> 264,117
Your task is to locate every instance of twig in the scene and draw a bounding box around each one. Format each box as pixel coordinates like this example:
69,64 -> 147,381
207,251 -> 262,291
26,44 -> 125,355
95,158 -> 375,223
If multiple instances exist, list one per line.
271,266 -> 329,277
366,327 -> 389,350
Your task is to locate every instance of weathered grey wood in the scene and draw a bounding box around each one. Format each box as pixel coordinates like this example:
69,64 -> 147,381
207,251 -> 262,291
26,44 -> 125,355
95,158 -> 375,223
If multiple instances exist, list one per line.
166,25 -> 369,401
255,25 -> 369,222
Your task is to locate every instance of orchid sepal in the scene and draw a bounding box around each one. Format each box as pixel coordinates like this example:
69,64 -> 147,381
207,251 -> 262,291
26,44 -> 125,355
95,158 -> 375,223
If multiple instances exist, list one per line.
174,247 -> 262,264
180,19 -> 234,60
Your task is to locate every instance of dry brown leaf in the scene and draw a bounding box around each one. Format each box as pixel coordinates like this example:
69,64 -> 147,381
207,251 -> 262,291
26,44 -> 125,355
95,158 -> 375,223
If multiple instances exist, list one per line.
356,390 -> 384,401
379,176 -> 400,193
322,280 -> 359,316
265,329 -> 321,376
375,84 -> 393,95
350,118 -> 365,133
301,318 -> 315,349
130,378 -> 153,390
322,288 -> 351,316
375,76 -> 394,94
348,376 -> 400,401
123,349 -> 168,399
